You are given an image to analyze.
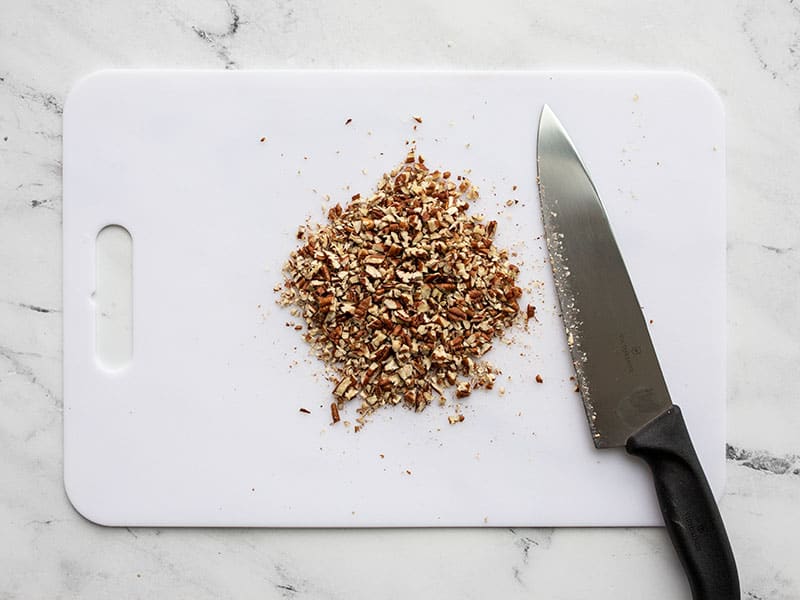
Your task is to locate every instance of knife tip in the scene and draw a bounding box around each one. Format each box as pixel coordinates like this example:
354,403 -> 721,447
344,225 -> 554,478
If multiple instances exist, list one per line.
539,104 -> 561,131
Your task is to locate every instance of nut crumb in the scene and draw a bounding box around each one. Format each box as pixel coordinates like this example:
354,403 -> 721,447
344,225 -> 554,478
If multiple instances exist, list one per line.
259,137 -> 266,143
330,402 -> 340,423
535,374 -> 543,384
345,118 -> 352,125
299,407 -> 311,414
448,414 -> 465,424
526,304 -> 536,322
412,115 -> 423,123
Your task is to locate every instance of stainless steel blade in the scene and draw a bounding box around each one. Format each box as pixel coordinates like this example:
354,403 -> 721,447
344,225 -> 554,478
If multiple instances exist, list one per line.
536,105 -> 672,448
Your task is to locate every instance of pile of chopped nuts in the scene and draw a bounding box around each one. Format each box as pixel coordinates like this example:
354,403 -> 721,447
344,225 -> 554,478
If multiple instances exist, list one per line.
277,148 -> 521,427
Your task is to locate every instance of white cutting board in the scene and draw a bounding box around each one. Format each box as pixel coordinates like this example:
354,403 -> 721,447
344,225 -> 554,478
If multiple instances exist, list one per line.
63,71 -> 726,527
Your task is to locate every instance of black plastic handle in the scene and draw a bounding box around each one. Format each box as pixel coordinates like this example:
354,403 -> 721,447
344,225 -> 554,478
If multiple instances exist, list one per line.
626,405 -> 739,600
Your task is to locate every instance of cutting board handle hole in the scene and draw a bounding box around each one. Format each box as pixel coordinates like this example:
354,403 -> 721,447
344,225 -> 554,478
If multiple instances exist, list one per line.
95,225 -> 133,370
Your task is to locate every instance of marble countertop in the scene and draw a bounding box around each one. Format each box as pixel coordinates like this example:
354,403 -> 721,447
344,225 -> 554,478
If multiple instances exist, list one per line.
1,1 -> 798,598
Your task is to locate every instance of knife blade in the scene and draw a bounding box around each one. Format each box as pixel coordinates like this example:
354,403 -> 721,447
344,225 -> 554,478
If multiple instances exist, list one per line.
536,105 -> 739,600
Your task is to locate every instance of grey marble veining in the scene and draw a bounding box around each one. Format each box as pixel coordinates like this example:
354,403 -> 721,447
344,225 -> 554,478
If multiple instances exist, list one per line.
1,0 -> 799,598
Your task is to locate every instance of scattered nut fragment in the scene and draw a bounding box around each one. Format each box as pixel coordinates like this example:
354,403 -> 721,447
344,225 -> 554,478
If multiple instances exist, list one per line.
299,407 -> 311,414
526,304 -> 536,322
448,414 -> 465,424
412,115 -> 423,123
345,118 -> 353,125
535,374 -> 543,384
278,147 -> 521,424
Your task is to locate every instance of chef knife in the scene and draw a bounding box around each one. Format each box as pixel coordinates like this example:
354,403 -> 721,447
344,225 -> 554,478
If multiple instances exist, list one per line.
536,105 -> 739,600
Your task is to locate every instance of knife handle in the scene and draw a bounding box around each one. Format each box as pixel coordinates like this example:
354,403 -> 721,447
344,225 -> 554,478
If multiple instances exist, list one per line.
626,405 -> 739,600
